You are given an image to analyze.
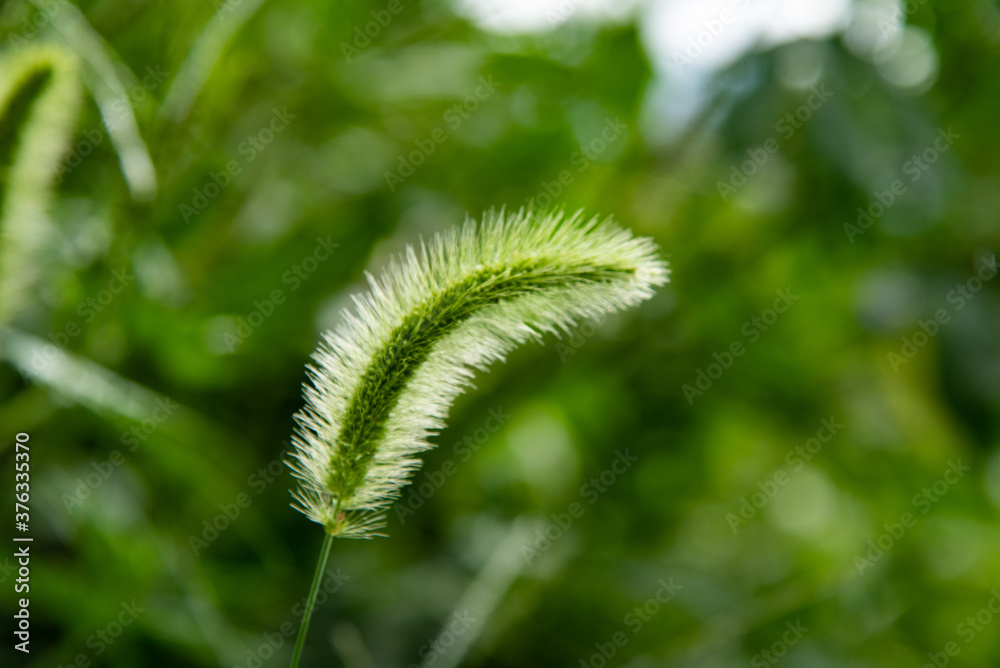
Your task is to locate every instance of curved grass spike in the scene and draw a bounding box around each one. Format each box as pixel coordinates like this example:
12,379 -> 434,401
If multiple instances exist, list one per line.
286,209 -> 667,667
0,44 -> 81,325
288,209 -> 669,539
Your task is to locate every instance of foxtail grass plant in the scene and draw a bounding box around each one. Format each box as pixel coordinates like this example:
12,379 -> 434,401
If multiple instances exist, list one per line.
0,45 -> 80,326
285,209 -> 668,666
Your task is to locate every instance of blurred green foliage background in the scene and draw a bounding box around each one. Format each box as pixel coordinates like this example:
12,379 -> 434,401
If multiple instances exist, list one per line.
1,0 -> 1000,666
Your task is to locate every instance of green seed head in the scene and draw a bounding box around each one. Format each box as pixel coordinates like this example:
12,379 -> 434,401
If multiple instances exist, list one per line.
287,209 -> 668,538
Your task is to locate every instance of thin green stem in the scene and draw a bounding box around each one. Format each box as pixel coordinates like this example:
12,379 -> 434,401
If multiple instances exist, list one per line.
289,532 -> 336,668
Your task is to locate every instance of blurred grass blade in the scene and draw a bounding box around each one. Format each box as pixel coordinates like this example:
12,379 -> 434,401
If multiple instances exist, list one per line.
330,623 -> 378,668
0,44 -> 80,326
420,516 -> 541,668
159,0 -> 268,123
0,326 -> 241,473
2,324 -> 171,422
30,0 -> 157,200
150,527 -> 246,665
